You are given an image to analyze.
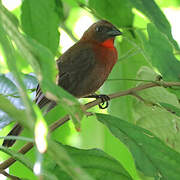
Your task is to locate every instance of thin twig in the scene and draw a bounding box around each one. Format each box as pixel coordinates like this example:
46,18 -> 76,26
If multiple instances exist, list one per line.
1,81 -> 180,170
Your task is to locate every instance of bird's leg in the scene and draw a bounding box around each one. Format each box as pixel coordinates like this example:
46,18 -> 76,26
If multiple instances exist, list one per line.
84,94 -> 110,109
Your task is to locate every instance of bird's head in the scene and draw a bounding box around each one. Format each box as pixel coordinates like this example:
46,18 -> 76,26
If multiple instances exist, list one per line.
81,20 -> 122,47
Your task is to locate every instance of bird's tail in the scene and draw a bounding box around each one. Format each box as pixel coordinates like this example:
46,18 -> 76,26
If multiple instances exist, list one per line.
2,123 -> 23,147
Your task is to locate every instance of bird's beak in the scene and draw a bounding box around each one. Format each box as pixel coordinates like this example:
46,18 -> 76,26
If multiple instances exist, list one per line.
108,27 -> 122,37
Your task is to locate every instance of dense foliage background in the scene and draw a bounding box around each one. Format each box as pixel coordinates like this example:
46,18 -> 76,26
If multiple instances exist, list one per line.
0,0 -> 180,179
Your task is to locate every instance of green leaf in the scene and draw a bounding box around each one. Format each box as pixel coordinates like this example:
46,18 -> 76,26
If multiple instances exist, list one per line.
159,102 -> 180,117
88,0 -> 134,28
0,6 -> 37,130
133,66 -> 180,151
21,0 -> 63,55
45,142 -> 133,180
0,74 -> 18,100
0,73 -> 37,129
96,113 -> 180,179
0,95 -> 25,125
61,0 -> 79,7
138,24 -> 180,82
128,0 -> 179,50
0,111 -> 12,129
1,73 -> 37,97
47,140 -> 94,180
23,73 -> 38,90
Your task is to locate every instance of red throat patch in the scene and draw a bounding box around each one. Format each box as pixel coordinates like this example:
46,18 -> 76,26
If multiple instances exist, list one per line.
101,38 -> 115,48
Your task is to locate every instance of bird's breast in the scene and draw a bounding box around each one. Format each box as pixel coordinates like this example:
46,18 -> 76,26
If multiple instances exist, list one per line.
84,44 -> 118,94
93,44 -> 118,73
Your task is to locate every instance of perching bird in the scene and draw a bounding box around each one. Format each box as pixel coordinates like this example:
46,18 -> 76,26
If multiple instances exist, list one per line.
3,20 -> 122,147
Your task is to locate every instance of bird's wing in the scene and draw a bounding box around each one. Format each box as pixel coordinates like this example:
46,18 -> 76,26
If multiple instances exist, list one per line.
35,42 -> 95,110
56,43 -> 96,95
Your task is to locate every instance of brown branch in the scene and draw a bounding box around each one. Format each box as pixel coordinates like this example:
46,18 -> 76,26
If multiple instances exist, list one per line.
0,142 -> 34,172
1,81 -> 180,171
1,170 -> 20,180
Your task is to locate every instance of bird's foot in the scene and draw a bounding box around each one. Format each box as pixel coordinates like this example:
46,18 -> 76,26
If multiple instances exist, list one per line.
85,94 -> 110,109
96,94 -> 110,109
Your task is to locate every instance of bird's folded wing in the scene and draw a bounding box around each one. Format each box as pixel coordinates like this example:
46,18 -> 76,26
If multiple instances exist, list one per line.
56,43 -> 96,95
35,43 -> 96,109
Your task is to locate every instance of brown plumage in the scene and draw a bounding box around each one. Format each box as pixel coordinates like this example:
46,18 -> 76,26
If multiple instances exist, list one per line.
3,20 -> 122,147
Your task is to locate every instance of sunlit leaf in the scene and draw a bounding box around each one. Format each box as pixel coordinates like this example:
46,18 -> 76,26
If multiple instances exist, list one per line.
128,0 -> 179,49
137,24 -> 180,82
89,0 -> 134,28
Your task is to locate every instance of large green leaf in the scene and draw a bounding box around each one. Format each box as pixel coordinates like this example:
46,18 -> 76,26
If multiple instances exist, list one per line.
45,142 -> 133,180
0,74 -> 19,105
0,95 -> 25,125
47,140 -> 94,180
137,24 -> 180,82
0,24 -> 36,130
21,0 -> 63,55
88,0 -> 134,28
128,0 -> 179,49
133,67 -> 180,151
96,113 -> 180,179
0,74 -> 21,129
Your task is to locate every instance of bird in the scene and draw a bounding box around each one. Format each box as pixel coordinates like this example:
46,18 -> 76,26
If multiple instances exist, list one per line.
3,20 -> 122,147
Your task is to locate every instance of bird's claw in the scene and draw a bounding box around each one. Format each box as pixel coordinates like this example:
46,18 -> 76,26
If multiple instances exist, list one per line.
84,94 -> 110,109
95,94 -> 110,109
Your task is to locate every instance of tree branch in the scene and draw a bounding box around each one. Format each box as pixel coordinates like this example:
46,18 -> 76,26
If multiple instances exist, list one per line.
1,80 -> 180,171
1,170 -> 20,180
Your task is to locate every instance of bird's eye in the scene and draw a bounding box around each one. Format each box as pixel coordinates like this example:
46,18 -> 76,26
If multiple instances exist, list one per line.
95,26 -> 103,32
